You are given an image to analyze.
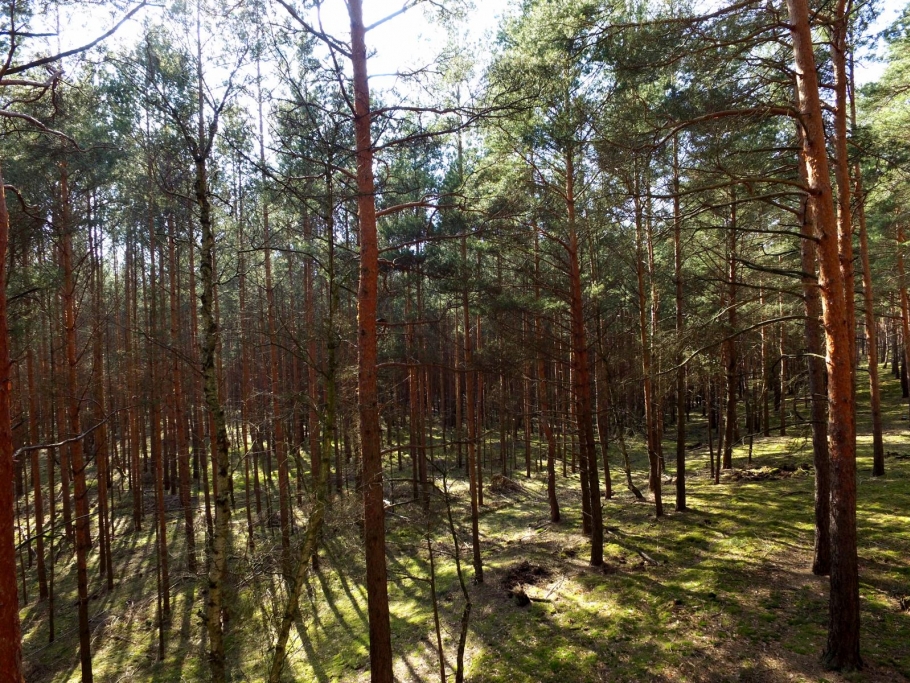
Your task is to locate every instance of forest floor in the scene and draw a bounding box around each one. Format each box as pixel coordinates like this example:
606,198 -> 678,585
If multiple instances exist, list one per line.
19,369 -> 910,682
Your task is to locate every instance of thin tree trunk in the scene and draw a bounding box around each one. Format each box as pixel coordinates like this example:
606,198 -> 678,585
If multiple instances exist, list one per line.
199,148 -> 231,681
26,344 -> 48,600
722,191 -> 737,470
90,220 -> 113,589
848,54 -> 884,475
634,188 -> 662,517
148,207 -> 170,620
193,30 -> 232,672
898,227 -> 910,423
462,236 -> 484,581
454,316 -> 463,470
169,217 -> 197,570
348,2 -> 394,677
60,163 -> 94,683
760,283 -> 771,437
264,208 -> 291,558
673,136 -> 687,511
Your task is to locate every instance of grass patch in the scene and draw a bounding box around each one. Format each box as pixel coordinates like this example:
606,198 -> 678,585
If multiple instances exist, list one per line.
18,365 -> 910,682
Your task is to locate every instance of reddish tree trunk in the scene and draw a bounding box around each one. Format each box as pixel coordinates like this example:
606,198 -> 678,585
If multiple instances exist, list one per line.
90,220 -> 113,589
796,133 -> 832,576
60,163 -> 94,682
787,0 -> 860,668
673,136 -> 687,511
348,1 -> 394,677
0,161 -> 24,683
565,150 -> 602,565
168,217 -> 196,569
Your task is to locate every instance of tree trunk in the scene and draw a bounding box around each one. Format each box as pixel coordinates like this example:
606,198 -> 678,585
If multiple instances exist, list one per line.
534,232 -> 560,522
127,231 -> 142,532
462,237 -> 485,581
797,136 -> 831,576
830,1 -> 857,394
898,226 -> 910,424
760,283 -> 771,437
673,136 -> 687,511
304,216 -> 321,506
89,219 -> 113,589
565,149 -> 602,565
264,209 -> 291,558
197,149 -> 232,682
786,0 -> 861,668
634,188 -> 662,517
169,217 -> 196,570
0,160 -> 24,683
148,208 -> 170,619
60,163 -> 94,683
348,1 -> 394,677
722,192 -> 737,470
849,56 -> 884,475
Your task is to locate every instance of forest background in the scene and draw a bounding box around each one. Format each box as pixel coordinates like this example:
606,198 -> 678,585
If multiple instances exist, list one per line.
1,0 -> 910,681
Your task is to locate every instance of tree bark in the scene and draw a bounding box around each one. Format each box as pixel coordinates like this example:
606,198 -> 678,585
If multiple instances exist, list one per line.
0,159 -> 24,683
264,208 -> 291,558
786,0 -> 861,668
348,1 -> 394,678
198,147 -> 232,682
673,136 -> 687,511
565,149 -> 602,565
722,191 -> 737,471
60,162 -> 94,683
634,187 -> 662,517
168,217 -> 196,570
462,237 -> 485,580
148,207 -> 170,619
797,137 -> 831,576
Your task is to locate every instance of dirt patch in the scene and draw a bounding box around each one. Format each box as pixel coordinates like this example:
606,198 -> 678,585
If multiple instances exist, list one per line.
501,560 -> 552,591
501,560 -> 553,606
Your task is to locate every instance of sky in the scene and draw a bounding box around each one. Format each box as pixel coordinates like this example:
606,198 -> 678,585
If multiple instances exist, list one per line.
29,0 -> 910,93
335,0 -> 906,87
331,0 -> 906,87
318,0 -> 514,82
857,0 -> 907,84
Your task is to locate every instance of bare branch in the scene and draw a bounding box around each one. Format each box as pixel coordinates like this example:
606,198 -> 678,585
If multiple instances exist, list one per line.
3,2 -> 151,76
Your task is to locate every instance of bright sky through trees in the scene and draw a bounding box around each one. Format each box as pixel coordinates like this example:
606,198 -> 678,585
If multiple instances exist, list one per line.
39,0 -> 901,92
